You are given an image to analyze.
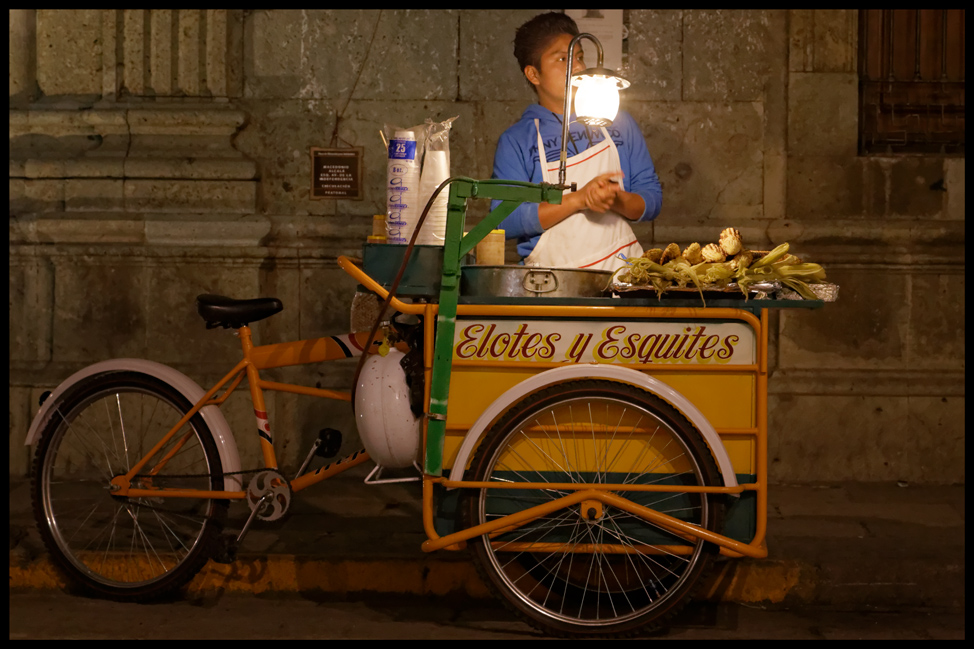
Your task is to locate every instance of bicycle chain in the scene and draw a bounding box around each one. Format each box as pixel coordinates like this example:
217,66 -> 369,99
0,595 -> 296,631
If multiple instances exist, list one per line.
118,469 -> 266,521
131,468 -> 264,480
112,496 -> 221,521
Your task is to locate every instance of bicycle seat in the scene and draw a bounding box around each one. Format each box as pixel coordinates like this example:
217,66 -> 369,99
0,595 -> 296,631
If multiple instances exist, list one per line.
196,294 -> 284,329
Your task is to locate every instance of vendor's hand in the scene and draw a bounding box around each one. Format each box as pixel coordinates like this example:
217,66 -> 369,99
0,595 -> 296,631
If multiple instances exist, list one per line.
578,172 -> 624,213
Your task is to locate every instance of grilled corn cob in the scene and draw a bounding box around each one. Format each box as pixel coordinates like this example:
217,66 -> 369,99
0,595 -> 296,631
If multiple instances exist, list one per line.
642,248 -> 664,263
701,242 -> 726,263
660,242 -> 681,265
682,242 -> 705,264
719,227 -> 743,256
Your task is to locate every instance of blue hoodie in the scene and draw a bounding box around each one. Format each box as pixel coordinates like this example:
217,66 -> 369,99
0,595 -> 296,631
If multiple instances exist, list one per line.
491,104 -> 662,260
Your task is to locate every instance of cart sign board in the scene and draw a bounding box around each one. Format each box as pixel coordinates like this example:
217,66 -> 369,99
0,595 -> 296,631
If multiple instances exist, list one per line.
453,320 -> 755,365
310,147 -> 363,200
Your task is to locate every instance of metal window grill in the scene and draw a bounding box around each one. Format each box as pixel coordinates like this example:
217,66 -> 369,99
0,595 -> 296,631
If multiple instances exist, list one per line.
859,9 -> 965,155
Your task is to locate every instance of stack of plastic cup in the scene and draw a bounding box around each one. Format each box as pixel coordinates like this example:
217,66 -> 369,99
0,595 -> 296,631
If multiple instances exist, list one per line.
415,150 -> 450,245
386,131 -> 421,244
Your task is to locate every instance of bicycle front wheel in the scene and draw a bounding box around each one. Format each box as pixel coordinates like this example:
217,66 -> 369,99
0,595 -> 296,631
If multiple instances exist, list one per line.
31,371 -> 228,601
463,380 -> 725,637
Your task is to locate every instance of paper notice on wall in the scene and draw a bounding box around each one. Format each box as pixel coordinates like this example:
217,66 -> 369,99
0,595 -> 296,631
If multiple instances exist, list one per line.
565,10 -> 624,74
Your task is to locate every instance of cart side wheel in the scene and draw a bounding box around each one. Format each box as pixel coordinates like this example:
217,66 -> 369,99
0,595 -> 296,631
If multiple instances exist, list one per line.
462,379 -> 725,638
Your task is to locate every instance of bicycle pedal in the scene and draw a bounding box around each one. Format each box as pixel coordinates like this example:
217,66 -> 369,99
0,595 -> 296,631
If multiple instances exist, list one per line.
211,534 -> 238,564
315,428 -> 343,459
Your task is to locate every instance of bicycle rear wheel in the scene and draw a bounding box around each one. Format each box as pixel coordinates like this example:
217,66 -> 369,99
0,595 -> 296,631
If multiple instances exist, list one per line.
31,371 -> 228,601
463,380 -> 725,637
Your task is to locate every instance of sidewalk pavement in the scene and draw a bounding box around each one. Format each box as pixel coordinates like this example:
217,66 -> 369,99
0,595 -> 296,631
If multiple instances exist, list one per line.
9,465 -> 965,610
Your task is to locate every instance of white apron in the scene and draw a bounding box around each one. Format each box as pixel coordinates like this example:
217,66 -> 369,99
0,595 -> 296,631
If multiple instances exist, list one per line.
525,119 -> 643,271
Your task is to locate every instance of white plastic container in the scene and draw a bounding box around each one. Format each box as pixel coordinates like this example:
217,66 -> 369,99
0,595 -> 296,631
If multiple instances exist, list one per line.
386,130 -> 421,244
415,150 -> 450,245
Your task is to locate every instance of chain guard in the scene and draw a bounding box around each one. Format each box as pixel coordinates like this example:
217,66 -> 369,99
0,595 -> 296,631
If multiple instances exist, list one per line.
246,469 -> 292,522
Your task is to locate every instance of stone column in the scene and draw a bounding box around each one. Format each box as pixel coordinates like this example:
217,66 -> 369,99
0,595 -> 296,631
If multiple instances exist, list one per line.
35,9 -> 103,98
9,9 -> 38,104
114,9 -> 241,100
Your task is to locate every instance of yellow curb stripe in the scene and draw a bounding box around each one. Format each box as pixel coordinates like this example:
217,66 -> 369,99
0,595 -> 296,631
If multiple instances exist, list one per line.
9,559 -> 68,590
699,559 -> 808,603
187,556 -> 492,598
11,555 -> 808,604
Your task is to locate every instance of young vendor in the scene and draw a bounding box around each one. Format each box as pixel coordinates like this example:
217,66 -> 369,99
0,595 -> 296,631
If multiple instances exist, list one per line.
492,12 -> 662,271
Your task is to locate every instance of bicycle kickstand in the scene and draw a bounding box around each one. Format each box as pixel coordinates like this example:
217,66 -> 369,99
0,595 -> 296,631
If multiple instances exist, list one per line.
212,491 -> 274,565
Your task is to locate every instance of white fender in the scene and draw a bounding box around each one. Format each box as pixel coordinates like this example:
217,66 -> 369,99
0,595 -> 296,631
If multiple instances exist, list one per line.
447,364 -> 739,491
25,359 -> 243,491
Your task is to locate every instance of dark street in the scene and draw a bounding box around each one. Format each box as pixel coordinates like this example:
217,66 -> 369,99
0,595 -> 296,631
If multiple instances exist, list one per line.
8,590 -> 965,640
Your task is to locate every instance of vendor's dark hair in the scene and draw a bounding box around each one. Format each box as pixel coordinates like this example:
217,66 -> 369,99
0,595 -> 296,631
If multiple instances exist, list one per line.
514,12 -> 579,74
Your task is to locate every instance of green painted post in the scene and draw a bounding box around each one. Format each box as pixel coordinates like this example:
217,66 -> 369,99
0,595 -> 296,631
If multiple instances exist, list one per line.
424,179 -> 468,475
424,179 -> 564,476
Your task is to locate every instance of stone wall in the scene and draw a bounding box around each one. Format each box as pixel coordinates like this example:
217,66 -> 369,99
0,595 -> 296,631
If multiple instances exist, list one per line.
9,10 -> 965,483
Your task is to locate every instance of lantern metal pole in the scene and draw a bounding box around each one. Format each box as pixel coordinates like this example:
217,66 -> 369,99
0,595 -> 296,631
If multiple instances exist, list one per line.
559,33 -> 604,187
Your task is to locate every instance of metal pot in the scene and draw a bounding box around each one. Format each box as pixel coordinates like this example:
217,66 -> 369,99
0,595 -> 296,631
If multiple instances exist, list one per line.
461,265 -> 613,299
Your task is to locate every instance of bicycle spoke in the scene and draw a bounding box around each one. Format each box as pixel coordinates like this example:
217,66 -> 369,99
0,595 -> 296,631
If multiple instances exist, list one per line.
600,514 -> 660,601
52,406 -> 118,482
548,412 -> 583,485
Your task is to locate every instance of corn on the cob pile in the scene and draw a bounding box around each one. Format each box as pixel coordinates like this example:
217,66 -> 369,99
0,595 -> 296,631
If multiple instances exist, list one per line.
616,230 -> 827,303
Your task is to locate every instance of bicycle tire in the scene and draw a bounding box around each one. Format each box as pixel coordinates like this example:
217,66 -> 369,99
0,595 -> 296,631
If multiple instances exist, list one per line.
462,379 -> 725,637
31,371 -> 228,601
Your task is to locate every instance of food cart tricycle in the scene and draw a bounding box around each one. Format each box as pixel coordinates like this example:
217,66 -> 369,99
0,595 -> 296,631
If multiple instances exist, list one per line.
25,177 -> 828,637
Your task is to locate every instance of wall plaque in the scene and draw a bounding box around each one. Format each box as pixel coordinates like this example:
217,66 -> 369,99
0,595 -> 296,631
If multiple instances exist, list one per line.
310,147 -> 363,200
